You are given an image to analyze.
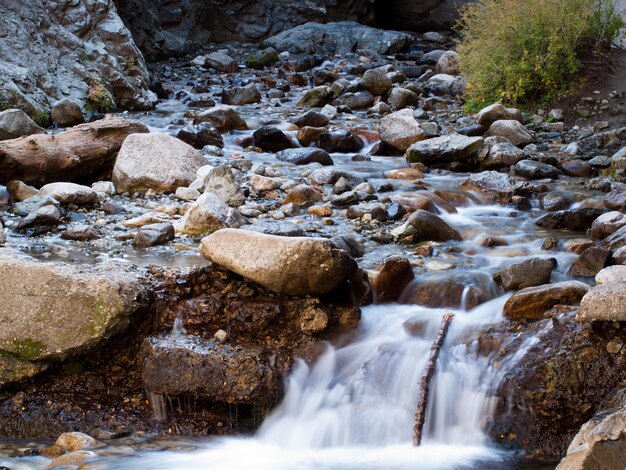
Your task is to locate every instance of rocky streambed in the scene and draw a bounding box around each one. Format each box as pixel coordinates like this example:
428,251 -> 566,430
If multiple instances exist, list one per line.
0,22 -> 625,470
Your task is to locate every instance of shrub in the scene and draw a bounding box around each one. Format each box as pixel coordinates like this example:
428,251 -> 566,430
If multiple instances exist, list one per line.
456,0 -> 625,106
86,79 -> 115,113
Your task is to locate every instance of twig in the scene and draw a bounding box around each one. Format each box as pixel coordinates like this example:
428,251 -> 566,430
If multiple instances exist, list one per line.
412,313 -> 455,446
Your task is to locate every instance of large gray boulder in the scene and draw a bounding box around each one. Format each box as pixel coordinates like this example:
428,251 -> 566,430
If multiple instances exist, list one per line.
112,133 -> 207,194
577,282 -> 626,322
379,109 -> 426,154
200,228 -> 356,296
0,249 -> 150,362
263,22 -> 412,55
406,134 -> 483,164
0,109 -> 46,141
0,0 -> 154,121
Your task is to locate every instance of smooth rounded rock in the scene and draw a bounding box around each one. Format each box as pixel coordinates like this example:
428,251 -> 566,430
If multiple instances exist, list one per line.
503,281 -> 589,321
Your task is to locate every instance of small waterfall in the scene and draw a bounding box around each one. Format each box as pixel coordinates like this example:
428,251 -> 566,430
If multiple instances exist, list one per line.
148,391 -> 167,421
171,317 -> 186,336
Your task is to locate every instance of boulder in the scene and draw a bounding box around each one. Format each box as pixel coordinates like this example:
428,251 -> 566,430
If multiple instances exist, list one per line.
485,120 -> 534,147
427,74 -> 466,96
298,86 -> 334,108
0,248 -> 150,361
290,110 -> 329,128
16,205 -> 61,231
61,224 -> 99,241
403,272 -> 495,309
537,208 -> 607,232
358,68 -> 392,96
133,223 -> 175,247
596,265 -> 626,284
481,142 -> 526,169
55,432 -> 99,452
222,83 -> 262,105
436,51 -> 460,75
0,116 -> 148,186
176,123 -> 224,149
567,246 -> 610,277
604,190 -> 626,212
590,211 -> 626,239
0,0 -> 154,120
556,405 -> 626,470
51,99 -> 84,127
515,160 -> 562,179
276,148 -> 333,166
263,21 -> 411,55
477,103 -> 525,128
379,109 -> 426,154
373,256 -> 414,303
142,335 -> 280,405
386,87 -> 420,110
459,171 -> 514,204
204,51 -> 238,73
577,283 -> 626,322
406,134 -> 483,164
318,128 -> 363,153
200,164 -> 245,207
284,184 -> 323,205
39,183 -> 99,206
391,209 -> 462,243
493,258 -> 556,291
6,180 -> 38,202
334,90 -> 375,110
199,228 -> 356,296
176,193 -> 245,236
0,355 -> 48,387
0,109 -> 46,140
503,281 -> 589,320
193,105 -> 248,132
112,133 -> 207,194
253,126 -> 296,152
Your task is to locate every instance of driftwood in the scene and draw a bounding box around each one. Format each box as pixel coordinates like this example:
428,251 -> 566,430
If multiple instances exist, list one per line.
0,115 -> 148,186
413,312 -> 455,446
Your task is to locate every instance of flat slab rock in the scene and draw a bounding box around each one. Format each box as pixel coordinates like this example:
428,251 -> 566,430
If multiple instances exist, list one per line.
406,134 -> 483,164
503,281 -> 590,321
142,335 -> 280,406
199,228 -> 356,296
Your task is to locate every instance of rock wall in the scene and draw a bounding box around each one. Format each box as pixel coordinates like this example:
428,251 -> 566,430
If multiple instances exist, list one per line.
0,0 -> 155,124
375,0 -> 476,31
113,0 -> 375,57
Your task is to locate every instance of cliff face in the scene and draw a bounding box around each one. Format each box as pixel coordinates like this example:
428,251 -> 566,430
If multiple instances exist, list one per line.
0,0 -> 155,122
375,0 -> 476,31
113,0 -> 375,58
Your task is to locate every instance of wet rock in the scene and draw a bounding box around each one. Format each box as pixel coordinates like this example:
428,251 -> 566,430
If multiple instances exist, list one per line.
318,128 -> 363,153
253,126 -> 296,152
556,404 -> 626,470
403,272 -> 494,309
515,159 -> 562,179
0,109 -> 46,141
51,99 -> 84,127
332,190 -> 359,206
330,234 -> 365,258
390,194 -> 440,214
142,335 -> 280,405
379,109 -> 426,154
386,167 -> 424,180
284,184 -> 323,205
245,47 -> 279,69
459,171 -> 514,204
481,142 -> 526,169
373,256 -> 414,303
477,103 -> 525,128
112,133 -> 207,194
39,182 -> 99,206
222,83 -> 261,105
346,203 -> 387,221
276,148 -> 333,166
48,451 -> 97,468
249,175 -> 280,192
297,126 -> 326,146
0,248 -> 150,361
55,432 -> 99,451
493,258 -> 556,291
204,51 -> 238,73
427,74 -> 465,96
13,194 -> 59,216
176,123 -> 224,149
133,223 -> 175,247
536,208 -> 606,232
391,209 -> 461,243
604,190 -> 626,212
560,159 -> 593,177
298,86 -> 334,108
458,124 -> 487,137
335,90 -> 375,110
503,281 -> 589,320
6,180 -> 38,202
16,205 -> 61,231
358,68 -> 392,96
264,21 -> 411,55
200,228 -> 356,296
493,315 -> 626,458
386,87 -> 419,110
577,283 -> 626,322
540,193 -> 569,212
0,225 -> 4,246
200,164 -> 245,207
290,110 -> 329,128
406,134 -> 483,164
91,181 -> 116,196
175,193 -> 245,236
61,224 -> 99,241
193,105 -> 248,132
242,221 -> 304,237
567,246 -> 609,277
485,120 -> 534,147
0,116 -> 149,186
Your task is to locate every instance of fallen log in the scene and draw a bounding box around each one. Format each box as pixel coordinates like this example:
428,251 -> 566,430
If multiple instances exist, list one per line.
0,115 -> 149,186
413,312 -> 455,446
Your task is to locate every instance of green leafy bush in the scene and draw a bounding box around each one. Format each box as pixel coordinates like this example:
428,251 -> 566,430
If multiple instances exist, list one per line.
456,0 -> 625,106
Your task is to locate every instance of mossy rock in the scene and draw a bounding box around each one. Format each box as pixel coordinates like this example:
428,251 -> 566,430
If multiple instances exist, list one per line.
245,48 -> 279,70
